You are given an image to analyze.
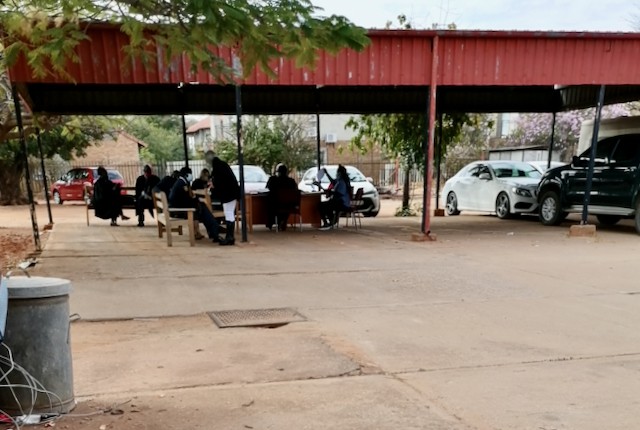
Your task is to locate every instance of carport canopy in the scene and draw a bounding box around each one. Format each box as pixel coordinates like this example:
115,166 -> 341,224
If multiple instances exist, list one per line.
8,24 -> 640,239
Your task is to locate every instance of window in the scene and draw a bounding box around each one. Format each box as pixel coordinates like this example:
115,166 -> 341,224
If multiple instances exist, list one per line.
610,135 -> 640,164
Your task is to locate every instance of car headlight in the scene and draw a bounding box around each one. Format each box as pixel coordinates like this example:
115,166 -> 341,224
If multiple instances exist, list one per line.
512,187 -> 532,197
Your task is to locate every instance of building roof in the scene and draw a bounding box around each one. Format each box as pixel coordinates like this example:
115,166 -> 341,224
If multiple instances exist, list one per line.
186,117 -> 211,133
8,25 -> 640,115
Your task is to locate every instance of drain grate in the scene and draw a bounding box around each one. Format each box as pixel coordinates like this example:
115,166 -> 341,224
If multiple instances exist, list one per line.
208,307 -> 306,328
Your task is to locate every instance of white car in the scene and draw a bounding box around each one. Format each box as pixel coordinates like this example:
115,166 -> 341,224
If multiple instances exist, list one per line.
298,165 -> 380,217
527,160 -> 566,174
230,165 -> 269,193
442,160 -> 542,219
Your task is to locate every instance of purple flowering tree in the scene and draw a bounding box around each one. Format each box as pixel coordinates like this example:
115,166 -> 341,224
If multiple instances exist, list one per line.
505,103 -> 637,161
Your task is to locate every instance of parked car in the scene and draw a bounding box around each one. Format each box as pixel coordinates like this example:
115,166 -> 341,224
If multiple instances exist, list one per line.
298,165 -> 380,217
527,160 -> 566,174
442,160 -> 542,219
537,133 -> 640,233
230,165 -> 269,193
50,167 -> 125,204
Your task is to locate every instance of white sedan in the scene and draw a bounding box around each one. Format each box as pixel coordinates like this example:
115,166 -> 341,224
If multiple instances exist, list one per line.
442,160 -> 542,219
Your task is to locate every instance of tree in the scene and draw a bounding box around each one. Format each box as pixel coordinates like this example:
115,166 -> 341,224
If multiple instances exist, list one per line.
0,0 -> 369,81
505,104 -> 638,161
123,115 -> 184,166
0,116 -> 112,204
214,115 -> 315,174
0,0 -> 368,203
345,113 -> 477,214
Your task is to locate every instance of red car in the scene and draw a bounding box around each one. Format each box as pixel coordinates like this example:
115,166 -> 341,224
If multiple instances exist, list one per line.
51,167 -> 125,204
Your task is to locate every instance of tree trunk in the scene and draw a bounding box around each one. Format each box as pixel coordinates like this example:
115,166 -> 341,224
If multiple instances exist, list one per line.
0,161 -> 28,205
402,167 -> 411,210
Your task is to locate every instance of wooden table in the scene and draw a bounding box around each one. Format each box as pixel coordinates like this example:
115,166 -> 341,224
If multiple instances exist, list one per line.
241,192 -> 322,231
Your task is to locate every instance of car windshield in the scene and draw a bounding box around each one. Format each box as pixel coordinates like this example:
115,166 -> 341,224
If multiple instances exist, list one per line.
231,166 -> 268,183
490,162 -> 541,179
306,166 -> 366,183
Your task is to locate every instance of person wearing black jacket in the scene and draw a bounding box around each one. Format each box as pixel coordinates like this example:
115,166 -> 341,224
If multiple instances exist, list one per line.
135,165 -> 160,227
169,167 -> 220,242
266,163 -> 299,231
210,156 -> 241,246
154,170 -> 180,196
92,166 -> 124,226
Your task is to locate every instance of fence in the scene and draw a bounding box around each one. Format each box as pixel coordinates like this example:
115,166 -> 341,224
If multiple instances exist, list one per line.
23,157 -> 476,201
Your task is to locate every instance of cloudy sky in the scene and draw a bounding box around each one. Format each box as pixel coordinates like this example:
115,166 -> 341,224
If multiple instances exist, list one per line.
313,0 -> 640,32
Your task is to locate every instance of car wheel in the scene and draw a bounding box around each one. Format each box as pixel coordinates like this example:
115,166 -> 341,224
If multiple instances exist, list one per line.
445,192 -> 460,216
495,192 -> 511,219
363,210 -> 379,218
597,215 -> 621,226
53,191 -> 63,205
539,190 -> 565,226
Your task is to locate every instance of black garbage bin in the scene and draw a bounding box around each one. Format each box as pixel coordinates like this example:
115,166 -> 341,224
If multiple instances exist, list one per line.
0,276 -> 74,414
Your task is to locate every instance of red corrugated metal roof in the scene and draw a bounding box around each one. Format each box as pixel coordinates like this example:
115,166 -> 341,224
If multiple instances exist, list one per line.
9,25 -> 640,87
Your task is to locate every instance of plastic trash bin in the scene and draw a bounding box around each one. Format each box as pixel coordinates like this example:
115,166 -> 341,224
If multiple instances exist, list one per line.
0,276 -> 75,414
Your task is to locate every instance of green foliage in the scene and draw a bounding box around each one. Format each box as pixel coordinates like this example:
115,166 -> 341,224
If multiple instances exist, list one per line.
346,112 -> 479,211
0,115 -> 113,204
0,0 -> 370,82
394,204 -> 420,217
346,113 -> 476,170
123,115 -> 184,164
213,115 -> 315,174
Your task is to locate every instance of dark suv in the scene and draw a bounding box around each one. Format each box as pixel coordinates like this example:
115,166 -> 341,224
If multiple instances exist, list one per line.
537,133 -> 640,233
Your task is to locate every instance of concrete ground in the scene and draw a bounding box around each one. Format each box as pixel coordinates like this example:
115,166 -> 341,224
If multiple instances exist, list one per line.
2,200 -> 640,429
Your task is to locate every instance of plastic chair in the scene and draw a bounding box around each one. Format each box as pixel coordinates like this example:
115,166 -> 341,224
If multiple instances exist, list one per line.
346,187 -> 364,229
334,188 -> 364,230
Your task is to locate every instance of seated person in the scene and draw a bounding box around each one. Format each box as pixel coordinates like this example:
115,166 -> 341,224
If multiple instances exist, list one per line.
318,164 -> 351,230
266,163 -> 299,231
92,166 -> 128,226
169,167 -> 220,242
154,170 -> 180,196
135,165 -> 160,227
191,168 -> 210,191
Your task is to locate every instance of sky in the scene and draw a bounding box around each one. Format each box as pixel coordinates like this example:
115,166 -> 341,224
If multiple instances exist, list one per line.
312,0 -> 640,32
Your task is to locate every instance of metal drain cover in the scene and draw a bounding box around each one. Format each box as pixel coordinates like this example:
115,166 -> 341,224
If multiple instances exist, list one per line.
208,307 -> 306,328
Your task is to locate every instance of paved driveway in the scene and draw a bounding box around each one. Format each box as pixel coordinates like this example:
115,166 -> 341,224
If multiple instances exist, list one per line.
3,202 -> 640,429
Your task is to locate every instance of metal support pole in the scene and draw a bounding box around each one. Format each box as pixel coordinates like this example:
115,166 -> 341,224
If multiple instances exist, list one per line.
547,112 -> 557,169
581,85 -> 606,225
181,113 -> 190,169
36,128 -> 53,225
422,35 -> 439,235
12,86 -> 41,251
235,84 -> 248,242
435,114 -> 443,210
316,110 -> 321,170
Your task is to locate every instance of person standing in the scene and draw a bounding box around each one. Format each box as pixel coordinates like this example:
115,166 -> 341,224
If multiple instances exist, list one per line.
210,156 -> 240,246
135,165 -> 160,227
92,166 -> 125,226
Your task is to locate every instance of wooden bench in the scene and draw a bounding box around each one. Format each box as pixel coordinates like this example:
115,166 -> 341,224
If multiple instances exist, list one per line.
152,190 -> 196,247
86,185 -> 137,226
193,189 -> 225,219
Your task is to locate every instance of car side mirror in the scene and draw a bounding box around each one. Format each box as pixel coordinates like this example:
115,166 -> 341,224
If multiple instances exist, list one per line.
479,172 -> 491,180
366,177 -> 374,183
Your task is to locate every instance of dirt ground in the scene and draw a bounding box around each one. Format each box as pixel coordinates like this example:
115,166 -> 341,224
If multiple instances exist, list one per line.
0,228 -> 40,275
